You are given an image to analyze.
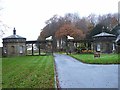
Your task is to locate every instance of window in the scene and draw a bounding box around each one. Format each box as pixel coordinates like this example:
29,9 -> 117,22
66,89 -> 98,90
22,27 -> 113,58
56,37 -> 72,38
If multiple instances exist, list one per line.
4,46 -> 7,54
11,46 -> 15,54
19,46 -> 23,54
112,43 -> 115,51
97,44 -> 100,51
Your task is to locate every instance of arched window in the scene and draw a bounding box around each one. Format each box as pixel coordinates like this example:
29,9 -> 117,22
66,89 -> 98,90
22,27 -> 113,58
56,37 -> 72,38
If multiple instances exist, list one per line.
97,44 -> 100,52
19,46 -> 23,54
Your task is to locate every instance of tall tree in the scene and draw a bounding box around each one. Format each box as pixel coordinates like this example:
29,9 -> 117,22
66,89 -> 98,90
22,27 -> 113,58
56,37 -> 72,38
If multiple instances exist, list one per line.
98,13 -> 118,30
55,23 -> 85,40
86,24 -> 110,39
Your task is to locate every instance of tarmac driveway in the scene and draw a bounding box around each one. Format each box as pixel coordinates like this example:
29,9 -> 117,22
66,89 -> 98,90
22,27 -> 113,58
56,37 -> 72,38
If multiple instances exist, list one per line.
54,54 -> 118,88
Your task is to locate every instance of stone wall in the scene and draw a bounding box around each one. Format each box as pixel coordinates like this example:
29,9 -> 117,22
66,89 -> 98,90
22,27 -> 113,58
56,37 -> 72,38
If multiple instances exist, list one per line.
93,41 -> 115,53
3,42 -> 26,56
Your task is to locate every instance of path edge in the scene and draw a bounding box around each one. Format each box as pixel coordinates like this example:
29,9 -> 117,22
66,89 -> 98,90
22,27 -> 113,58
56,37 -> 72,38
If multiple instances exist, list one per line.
53,54 -> 60,90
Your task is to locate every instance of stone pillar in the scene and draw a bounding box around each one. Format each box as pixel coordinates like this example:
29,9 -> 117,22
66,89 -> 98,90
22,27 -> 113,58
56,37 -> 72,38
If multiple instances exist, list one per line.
32,43 -> 34,55
39,43 -> 40,55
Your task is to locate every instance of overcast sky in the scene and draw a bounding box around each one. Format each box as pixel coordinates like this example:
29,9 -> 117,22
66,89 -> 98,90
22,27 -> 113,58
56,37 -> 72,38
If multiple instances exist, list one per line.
0,0 -> 119,46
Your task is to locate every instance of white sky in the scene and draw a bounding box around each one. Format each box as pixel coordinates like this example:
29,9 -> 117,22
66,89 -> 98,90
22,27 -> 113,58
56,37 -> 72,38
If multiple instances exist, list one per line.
0,0 -> 119,46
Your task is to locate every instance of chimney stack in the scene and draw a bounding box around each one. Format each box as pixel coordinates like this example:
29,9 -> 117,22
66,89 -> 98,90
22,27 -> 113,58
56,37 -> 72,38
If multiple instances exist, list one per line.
13,27 -> 16,35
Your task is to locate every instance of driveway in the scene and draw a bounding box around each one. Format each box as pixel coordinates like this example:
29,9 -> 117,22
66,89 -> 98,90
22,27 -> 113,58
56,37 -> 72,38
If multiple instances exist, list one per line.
54,54 -> 118,88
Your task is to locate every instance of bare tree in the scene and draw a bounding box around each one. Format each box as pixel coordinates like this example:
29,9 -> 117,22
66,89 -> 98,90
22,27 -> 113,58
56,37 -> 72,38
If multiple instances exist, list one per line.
0,0 -> 9,38
98,13 -> 118,30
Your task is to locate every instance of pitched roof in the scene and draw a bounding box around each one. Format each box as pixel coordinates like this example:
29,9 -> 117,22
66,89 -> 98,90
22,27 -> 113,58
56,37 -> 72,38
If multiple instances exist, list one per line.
3,35 -> 26,39
93,32 -> 116,37
115,34 -> 120,42
67,35 -> 74,39
46,36 -> 52,40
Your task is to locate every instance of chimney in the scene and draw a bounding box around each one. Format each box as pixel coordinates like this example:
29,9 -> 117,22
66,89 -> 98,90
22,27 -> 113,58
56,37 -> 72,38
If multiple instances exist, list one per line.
13,27 -> 16,35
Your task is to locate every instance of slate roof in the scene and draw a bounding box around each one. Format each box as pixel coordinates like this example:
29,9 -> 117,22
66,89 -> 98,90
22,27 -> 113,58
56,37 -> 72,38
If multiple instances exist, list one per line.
93,32 -> 116,37
3,35 -> 26,39
115,34 -> 120,43
111,24 -> 120,36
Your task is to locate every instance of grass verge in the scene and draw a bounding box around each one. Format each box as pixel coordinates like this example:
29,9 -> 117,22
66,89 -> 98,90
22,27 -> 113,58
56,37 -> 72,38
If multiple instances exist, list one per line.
70,54 -> 120,64
2,56 -> 55,88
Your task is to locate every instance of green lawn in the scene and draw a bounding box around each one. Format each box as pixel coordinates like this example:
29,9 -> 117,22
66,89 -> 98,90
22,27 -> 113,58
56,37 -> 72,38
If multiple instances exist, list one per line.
0,58 -> 2,89
2,56 -> 55,88
70,54 -> 120,64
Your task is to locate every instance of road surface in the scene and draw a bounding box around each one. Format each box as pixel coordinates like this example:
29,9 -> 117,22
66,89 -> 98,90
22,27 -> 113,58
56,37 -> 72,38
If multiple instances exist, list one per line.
54,54 -> 118,88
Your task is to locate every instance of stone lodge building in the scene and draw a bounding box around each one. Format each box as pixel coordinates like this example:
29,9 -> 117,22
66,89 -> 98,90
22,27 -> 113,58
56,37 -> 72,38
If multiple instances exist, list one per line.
2,28 -> 26,56
93,32 -> 116,53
